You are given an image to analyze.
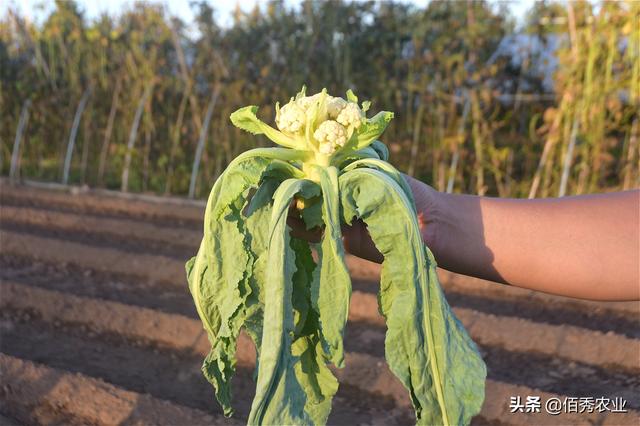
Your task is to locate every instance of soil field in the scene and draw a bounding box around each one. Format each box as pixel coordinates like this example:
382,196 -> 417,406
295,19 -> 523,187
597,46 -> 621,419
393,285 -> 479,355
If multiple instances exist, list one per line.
1,179 -> 639,425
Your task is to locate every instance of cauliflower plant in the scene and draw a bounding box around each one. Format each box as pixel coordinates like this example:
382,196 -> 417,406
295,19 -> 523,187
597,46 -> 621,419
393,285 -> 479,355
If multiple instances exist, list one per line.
189,86 -> 486,426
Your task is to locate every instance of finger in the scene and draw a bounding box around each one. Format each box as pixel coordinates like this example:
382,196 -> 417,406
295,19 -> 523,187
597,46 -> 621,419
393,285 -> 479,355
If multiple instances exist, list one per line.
342,219 -> 383,264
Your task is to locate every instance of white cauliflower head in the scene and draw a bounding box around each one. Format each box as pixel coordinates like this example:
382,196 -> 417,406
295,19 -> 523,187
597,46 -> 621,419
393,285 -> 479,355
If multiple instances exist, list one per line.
276,101 -> 306,134
230,86 -> 394,156
336,102 -> 364,129
314,120 -> 348,154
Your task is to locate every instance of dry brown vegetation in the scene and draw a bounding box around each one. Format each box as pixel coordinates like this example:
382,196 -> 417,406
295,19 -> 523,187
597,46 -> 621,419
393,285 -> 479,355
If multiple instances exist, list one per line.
1,1 -> 638,198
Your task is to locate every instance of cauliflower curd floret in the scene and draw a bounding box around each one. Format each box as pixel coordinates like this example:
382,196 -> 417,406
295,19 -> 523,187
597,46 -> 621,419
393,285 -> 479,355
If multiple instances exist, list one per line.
327,97 -> 347,118
336,102 -> 364,129
314,120 -> 347,154
297,94 -> 348,119
276,101 -> 306,133
296,93 -> 321,111
318,142 -> 337,155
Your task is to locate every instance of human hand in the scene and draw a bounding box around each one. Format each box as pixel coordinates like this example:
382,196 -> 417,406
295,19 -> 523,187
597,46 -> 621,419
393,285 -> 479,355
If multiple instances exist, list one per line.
287,174 -> 439,264
289,175 -> 640,300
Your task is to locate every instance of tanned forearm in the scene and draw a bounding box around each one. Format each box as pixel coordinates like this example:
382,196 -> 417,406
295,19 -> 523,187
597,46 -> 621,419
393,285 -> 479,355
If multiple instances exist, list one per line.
425,189 -> 640,301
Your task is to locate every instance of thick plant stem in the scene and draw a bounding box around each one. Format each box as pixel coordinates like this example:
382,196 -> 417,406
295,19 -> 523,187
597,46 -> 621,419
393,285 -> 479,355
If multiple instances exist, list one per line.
302,154 -> 330,182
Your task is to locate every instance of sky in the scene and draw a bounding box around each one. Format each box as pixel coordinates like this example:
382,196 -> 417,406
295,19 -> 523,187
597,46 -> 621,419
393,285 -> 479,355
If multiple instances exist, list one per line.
3,0 -> 532,28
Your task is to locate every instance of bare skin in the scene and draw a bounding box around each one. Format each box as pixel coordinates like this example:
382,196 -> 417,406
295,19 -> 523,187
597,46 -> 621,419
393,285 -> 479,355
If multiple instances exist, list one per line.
290,176 -> 639,302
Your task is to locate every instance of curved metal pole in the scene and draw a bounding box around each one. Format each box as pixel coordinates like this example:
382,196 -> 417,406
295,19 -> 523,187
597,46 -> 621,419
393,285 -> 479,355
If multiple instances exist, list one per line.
188,86 -> 220,199
121,82 -> 154,192
62,88 -> 92,184
10,99 -> 32,182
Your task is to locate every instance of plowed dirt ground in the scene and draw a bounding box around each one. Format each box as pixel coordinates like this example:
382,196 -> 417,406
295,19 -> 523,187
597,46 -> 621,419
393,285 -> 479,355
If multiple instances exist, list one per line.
1,180 -> 638,425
